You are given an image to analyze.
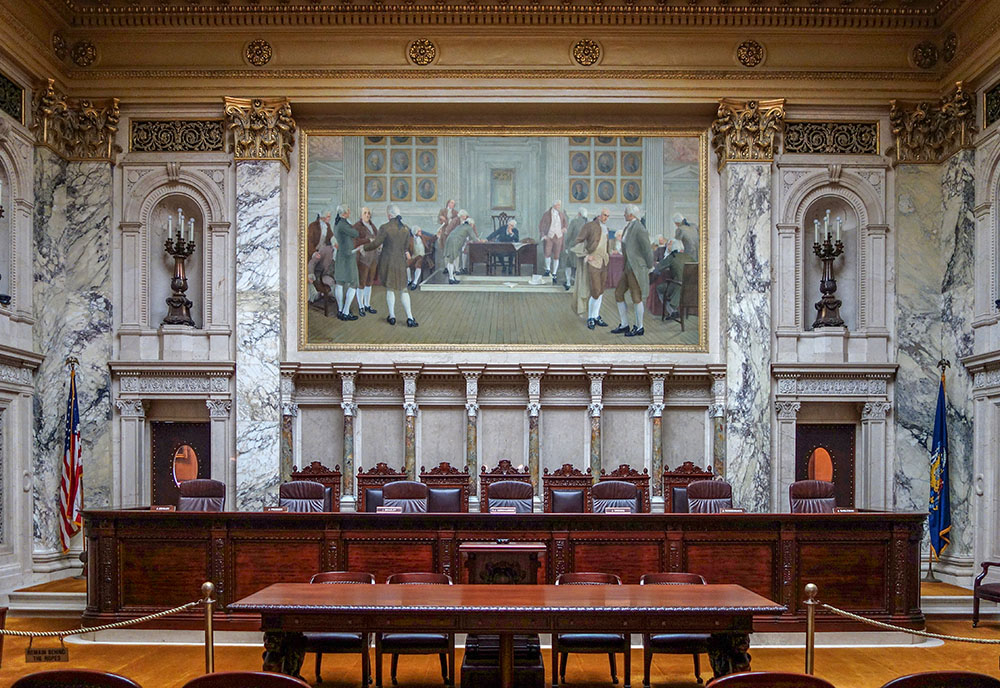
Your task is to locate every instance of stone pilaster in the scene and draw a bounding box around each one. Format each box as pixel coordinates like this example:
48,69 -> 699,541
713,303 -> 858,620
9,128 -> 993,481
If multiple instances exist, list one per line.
206,399 -> 234,510
462,369 -> 482,493
400,368 -> 420,478
861,401 -> 892,510
774,401 -> 801,512
339,369 -> 359,497
524,370 -> 545,492
115,399 -> 145,508
709,374 -> 727,477
279,373 -> 297,484
648,372 -> 666,495
587,370 -> 606,481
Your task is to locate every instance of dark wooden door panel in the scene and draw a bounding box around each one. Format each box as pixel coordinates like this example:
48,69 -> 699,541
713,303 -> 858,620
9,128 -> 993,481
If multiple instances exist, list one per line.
684,543 -> 775,599
232,539 -> 323,600
151,421 -> 212,506
570,541 -> 662,583
345,539 -> 437,582
795,424 -> 856,507
120,539 -> 210,607
797,542 -> 888,612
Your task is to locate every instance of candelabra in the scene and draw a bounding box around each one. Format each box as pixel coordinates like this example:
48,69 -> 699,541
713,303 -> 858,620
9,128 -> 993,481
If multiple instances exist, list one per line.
162,208 -> 196,327
811,210 -> 845,329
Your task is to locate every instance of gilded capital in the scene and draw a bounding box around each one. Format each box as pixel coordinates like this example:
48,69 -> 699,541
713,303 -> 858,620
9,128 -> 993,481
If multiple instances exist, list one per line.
223,96 -> 296,169
30,78 -> 121,162
710,97 -> 785,170
889,81 -> 975,164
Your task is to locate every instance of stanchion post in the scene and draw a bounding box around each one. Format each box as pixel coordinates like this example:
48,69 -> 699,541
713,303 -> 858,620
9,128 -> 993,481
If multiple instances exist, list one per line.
202,581 -> 215,674
804,583 -> 818,675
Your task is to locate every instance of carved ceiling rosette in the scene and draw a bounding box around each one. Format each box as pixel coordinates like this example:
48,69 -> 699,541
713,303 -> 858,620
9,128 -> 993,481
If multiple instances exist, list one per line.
30,78 -> 121,162
889,81 -> 975,164
710,98 -> 785,170
223,96 -> 296,169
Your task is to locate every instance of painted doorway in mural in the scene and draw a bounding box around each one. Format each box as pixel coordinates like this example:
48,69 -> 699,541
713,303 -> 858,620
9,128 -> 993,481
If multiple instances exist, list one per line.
795,424 -> 856,508
151,421 -> 212,506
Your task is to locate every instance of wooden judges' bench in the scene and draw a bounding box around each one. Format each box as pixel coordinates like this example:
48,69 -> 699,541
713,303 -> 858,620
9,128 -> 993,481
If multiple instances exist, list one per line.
82,510 -> 924,633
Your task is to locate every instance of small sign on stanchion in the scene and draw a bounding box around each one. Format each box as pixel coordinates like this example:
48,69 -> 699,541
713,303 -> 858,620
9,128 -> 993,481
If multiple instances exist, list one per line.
26,637 -> 69,663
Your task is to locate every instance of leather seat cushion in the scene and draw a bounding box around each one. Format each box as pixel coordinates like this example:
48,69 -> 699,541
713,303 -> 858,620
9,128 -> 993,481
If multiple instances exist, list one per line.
646,633 -> 711,653
380,633 -> 450,651
977,583 -> 1000,601
556,633 -> 627,651
303,632 -> 365,651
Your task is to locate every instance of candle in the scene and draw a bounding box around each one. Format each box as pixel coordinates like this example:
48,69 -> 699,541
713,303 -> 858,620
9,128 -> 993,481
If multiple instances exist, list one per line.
188,218 -> 195,243
168,216 -> 172,237
837,216 -> 843,242
824,209 -> 830,239
814,219 -> 820,245
177,208 -> 184,238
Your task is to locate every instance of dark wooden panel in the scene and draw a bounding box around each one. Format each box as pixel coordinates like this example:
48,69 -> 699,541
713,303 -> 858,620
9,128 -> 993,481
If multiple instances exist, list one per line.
121,539 -> 210,608
570,542 -> 662,584
345,539 -> 437,582
684,543 -> 776,600
232,538 -> 324,601
798,542 -> 888,612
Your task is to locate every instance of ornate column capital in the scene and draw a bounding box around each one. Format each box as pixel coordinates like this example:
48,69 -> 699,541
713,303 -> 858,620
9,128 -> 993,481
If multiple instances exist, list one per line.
708,403 -> 726,419
862,400 -> 892,420
115,399 -> 145,418
587,369 -> 607,418
281,402 -> 299,417
31,78 -> 121,163
341,401 -> 358,417
889,81 -> 975,164
775,400 -> 801,420
223,96 -> 296,169
527,402 -> 541,418
524,368 -> 545,418
648,403 -> 665,418
462,368 -> 482,418
339,369 -> 358,406
710,97 -> 785,170
206,399 -> 232,419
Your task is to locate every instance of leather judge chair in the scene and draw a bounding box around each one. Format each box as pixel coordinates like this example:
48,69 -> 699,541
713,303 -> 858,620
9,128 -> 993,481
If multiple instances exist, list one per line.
685,480 -> 732,514
382,481 -> 429,513
278,480 -> 326,512
486,480 -> 534,513
553,572 -> 631,688
789,480 -> 836,514
671,487 -> 690,513
303,571 -> 376,685
177,479 -> 225,512
640,573 -> 710,686
182,672 -> 311,688
377,573 -> 455,688
880,672 -> 1000,688
13,671 -> 143,688
427,487 -> 463,513
709,673 -> 835,688
592,481 -> 640,514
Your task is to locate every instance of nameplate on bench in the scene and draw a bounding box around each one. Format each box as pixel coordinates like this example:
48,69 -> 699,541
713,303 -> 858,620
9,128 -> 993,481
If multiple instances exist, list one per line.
150,505 -> 176,512
264,506 -> 288,513
604,507 -> 633,514
834,508 -> 857,513
376,506 -> 403,513
720,508 -> 746,513
489,506 -> 517,514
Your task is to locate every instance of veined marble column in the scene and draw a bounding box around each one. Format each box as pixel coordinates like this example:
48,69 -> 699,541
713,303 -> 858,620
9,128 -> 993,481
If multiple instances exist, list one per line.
401,370 -> 420,478
525,371 -> 544,493
463,370 -> 482,492
712,98 -> 784,512
648,373 -> 666,495
340,370 -> 358,498
587,371 -> 606,480
115,400 -> 146,508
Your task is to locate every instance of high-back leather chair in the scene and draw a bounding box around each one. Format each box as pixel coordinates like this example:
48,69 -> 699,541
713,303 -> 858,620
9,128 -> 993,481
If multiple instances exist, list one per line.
552,572 -> 630,688
789,480 -> 836,514
291,461 -> 342,512
480,460 -> 532,510
485,480 -> 533,513
278,480 -> 326,512
685,480 -> 732,514
640,573 -> 710,685
662,462 -> 713,512
709,672 -> 835,688
420,462 -> 470,512
177,479 -> 225,512
591,480 -> 640,514
671,486 -> 690,513
599,465 -> 651,512
377,573 -> 455,688
181,672 -> 311,688
302,571 -> 376,684
358,463 -> 407,512
543,464 -> 593,513
382,481 -> 429,513
13,671 -> 143,688
879,672 -> 1000,688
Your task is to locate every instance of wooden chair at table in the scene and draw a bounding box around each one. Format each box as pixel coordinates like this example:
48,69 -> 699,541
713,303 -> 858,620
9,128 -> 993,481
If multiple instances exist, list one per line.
482,479 -> 534,513
709,673 -> 835,687
277,480 -> 327,512
974,561 -> 1000,627
419,461 -> 471,512
181,672 -> 311,688
376,572 -> 455,688
382,480 -> 429,513
13,670 -> 143,688
879,672 -> 1000,688
357,462 -> 407,512
685,479 -> 733,514
639,573 -> 710,687
302,571 -> 376,686
553,572 -> 631,688
591,480 -> 640,514
177,478 -> 226,512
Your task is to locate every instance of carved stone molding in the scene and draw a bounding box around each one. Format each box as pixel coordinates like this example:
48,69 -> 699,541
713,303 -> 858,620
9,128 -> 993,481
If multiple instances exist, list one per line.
0,363 -> 33,387
776,375 -> 889,397
115,399 -> 145,418
51,32 -> 67,61
223,96 -> 295,169
572,39 -> 601,67
775,401 -> 801,420
889,82 -> 975,164
245,39 -> 273,67
130,120 -> 225,153
119,373 -> 230,395
710,98 -> 785,169
206,399 -> 232,419
973,368 -> 1000,390
910,41 -> 938,70
736,40 -> 764,68
861,401 -> 892,420
942,32 -> 958,63
985,81 -> 1000,129
783,121 -> 879,155
31,78 -> 120,162
408,39 -> 437,66
71,40 -> 98,67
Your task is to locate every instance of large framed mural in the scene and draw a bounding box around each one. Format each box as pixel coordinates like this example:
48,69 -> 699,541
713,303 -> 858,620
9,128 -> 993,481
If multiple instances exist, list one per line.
299,131 -> 707,351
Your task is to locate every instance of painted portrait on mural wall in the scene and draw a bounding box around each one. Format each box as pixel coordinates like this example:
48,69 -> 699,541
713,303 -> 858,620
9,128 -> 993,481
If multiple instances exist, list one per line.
300,132 -> 706,350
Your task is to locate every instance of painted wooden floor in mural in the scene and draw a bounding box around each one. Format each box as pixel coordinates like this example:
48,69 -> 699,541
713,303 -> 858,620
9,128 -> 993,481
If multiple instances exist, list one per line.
306,283 -> 701,347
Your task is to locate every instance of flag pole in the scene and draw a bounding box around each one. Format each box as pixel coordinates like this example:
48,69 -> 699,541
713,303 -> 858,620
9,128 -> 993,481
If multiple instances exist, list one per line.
923,358 -> 950,584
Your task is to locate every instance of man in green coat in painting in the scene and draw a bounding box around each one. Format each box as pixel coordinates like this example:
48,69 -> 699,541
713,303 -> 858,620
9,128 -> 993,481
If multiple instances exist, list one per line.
364,204 -> 419,327
332,205 -> 360,321
652,238 -> 696,322
611,204 -> 655,338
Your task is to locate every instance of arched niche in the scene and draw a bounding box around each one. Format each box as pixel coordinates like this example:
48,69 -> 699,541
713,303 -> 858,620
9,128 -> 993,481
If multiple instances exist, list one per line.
0,161 -> 9,299
148,194 -> 204,329
802,196 -> 859,331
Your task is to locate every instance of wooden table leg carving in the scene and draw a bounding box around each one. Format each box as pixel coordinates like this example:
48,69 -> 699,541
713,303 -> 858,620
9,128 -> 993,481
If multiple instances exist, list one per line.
707,632 -> 751,679
499,632 -> 514,688
262,630 -> 306,677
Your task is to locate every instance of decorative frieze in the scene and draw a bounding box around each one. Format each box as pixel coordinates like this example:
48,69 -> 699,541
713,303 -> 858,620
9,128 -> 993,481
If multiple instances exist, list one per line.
31,78 -> 120,162
0,363 -> 33,387
986,81 -> 1000,129
118,373 -> 230,395
0,71 -> 23,124
223,96 -> 295,169
889,82 -> 975,164
130,119 -> 225,153
710,98 -> 785,170
783,122 -> 878,155
973,368 -> 1000,391
776,376 -> 888,397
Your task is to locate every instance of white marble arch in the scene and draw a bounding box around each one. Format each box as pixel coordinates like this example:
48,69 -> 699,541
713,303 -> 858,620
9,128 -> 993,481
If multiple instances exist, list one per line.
775,168 -> 891,364
117,162 -> 233,361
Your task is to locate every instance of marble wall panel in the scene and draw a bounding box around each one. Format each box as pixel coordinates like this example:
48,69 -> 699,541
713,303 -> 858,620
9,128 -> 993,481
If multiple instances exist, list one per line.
359,407 -> 405,472
300,406 -> 343,469
480,407 -> 525,471
235,160 -> 282,510
894,149 -> 975,557
724,163 -> 773,511
540,407 -> 587,473
32,149 -> 113,550
419,407 -> 465,469
663,407 -> 708,471
601,407 -> 645,473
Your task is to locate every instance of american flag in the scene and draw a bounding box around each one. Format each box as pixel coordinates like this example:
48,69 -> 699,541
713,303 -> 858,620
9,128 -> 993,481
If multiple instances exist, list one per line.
59,364 -> 83,553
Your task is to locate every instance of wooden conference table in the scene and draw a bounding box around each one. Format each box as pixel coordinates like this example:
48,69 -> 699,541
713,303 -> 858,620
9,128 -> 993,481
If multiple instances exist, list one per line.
229,582 -> 786,687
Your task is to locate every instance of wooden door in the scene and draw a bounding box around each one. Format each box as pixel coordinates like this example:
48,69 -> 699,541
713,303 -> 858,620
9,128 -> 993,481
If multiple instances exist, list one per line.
150,421 -> 212,506
794,424 -> 856,508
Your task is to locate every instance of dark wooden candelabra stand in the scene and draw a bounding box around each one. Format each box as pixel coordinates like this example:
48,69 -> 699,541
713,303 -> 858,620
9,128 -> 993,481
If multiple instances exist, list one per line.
812,233 -> 845,328
163,233 -> 196,326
